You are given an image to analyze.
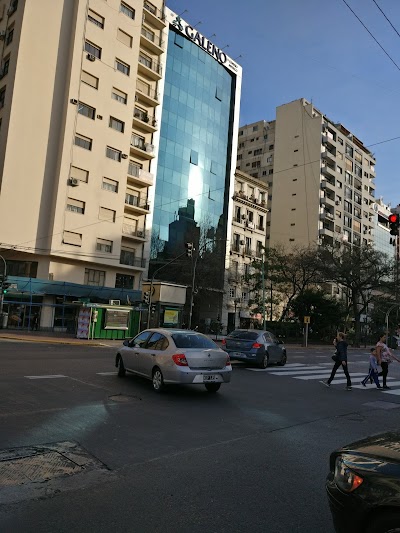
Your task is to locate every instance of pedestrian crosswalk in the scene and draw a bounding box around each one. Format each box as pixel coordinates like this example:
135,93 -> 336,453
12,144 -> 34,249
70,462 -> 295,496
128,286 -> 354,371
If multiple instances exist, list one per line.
247,363 -> 400,396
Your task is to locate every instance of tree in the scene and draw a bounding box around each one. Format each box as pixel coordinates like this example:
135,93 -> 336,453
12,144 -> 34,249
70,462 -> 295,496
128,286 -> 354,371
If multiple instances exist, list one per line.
247,245 -> 322,322
290,288 -> 347,340
317,244 -> 395,347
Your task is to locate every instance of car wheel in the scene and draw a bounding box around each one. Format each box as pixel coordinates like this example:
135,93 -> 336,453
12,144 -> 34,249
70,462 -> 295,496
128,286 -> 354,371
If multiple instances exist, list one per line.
259,353 -> 269,369
117,355 -> 126,377
152,367 -> 165,393
277,352 -> 287,366
205,383 -> 221,393
366,512 -> 400,533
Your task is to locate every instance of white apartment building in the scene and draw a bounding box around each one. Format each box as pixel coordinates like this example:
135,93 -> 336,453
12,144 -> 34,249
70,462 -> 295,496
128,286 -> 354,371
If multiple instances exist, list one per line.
237,98 -> 376,250
222,169 -> 268,333
0,0 -> 165,326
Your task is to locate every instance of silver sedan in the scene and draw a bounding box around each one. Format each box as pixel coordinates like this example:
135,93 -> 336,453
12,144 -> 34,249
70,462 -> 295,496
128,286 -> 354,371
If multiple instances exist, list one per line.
115,328 -> 232,393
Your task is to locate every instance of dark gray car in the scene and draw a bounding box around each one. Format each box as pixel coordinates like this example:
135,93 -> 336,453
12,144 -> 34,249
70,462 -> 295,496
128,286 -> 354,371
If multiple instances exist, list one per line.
222,329 -> 287,368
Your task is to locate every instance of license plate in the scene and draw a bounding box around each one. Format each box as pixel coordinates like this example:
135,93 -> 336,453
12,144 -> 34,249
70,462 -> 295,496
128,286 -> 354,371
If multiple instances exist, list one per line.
203,375 -> 217,382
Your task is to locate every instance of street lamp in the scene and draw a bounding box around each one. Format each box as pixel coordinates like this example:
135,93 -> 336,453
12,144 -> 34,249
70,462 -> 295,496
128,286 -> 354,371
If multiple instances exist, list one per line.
0,255 -> 7,324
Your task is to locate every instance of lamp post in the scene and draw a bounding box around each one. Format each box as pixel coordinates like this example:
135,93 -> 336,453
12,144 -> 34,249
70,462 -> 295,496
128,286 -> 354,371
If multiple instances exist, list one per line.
0,255 -> 7,325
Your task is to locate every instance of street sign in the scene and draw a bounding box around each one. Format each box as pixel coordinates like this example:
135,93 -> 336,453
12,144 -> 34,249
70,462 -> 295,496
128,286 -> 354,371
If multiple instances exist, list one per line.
304,316 -> 310,324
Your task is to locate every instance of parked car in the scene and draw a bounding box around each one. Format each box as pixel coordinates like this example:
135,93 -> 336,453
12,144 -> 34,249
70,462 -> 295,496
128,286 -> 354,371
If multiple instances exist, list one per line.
222,329 -> 287,368
326,431 -> 400,533
115,328 -> 231,393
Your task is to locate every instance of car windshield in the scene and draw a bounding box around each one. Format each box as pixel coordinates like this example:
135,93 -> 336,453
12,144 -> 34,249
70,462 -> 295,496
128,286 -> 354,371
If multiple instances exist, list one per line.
171,333 -> 217,349
228,331 -> 259,340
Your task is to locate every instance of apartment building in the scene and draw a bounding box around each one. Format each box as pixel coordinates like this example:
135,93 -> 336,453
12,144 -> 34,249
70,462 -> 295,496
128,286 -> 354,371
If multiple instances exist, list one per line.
237,99 -> 376,250
373,198 -> 396,258
222,169 -> 268,332
0,0 -> 165,327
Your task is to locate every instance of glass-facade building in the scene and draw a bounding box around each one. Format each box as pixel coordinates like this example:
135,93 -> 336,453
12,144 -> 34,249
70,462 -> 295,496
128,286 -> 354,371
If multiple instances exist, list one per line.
148,9 -> 242,326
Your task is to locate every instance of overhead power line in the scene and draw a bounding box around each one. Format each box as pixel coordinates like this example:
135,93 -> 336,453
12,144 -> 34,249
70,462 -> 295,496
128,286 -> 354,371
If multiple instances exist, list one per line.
372,0 -> 400,40
340,0 -> 400,72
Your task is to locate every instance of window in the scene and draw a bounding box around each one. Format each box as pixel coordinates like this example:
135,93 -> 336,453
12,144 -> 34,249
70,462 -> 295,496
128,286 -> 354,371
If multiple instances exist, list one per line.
253,125 -> 258,131
102,177 -> 118,192
120,247 -> 136,266
96,238 -> 113,253
254,148 -> 262,156
237,154 -> 242,161
0,87 -> 5,109
99,206 -> 116,222
106,146 -> 122,161
190,150 -> 198,165
8,0 -> 18,15
355,150 -> 362,163
252,161 -> 260,168
337,166 -> 342,175
234,206 -> 241,223
88,9 -> 104,28
115,273 -> 134,289
344,200 -> 352,214
85,40 -> 102,59
294,149 -> 298,153
264,134 -> 268,140
345,171 -> 352,185
215,86 -> 222,101
353,220 -> 361,233
267,156 -> 272,163
6,27 -> 14,46
345,157 -> 353,172
258,215 -> 264,230
354,164 -> 362,178
239,130 -> 243,136
2,57 -> 10,77
120,2 -> 135,19
66,198 -> 85,214
269,144 -> 274,150
345,144 -> 353,157
112,87 -> 127,104
70,166 -> 88,184
269,169 -> 273,175
74,133 -> 92,150
337,151 -> 343,160
117,28 -> 132,47
78,101 -> 95,119
63,231 -> 82,247
174,32 -> 184,48
128,160 -> 142,177
344,215 -> 352,228
338,137 -> 343,145
344,186 -> 352,200
81,71 -> 99,89
109,116 -> 125,132
84,268 -> 105,286
337,180 -> 342,189
115,58 -> 130,76
229,288 -> 236,298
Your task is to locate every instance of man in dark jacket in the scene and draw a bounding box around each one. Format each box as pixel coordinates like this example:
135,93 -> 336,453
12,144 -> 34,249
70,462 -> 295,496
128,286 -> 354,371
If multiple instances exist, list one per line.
320,332 -> 352,390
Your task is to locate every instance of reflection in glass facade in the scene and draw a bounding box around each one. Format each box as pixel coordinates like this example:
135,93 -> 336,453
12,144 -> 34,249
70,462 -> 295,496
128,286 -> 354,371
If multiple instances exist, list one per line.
374,210 -> 395,259
149,26 -> 236,301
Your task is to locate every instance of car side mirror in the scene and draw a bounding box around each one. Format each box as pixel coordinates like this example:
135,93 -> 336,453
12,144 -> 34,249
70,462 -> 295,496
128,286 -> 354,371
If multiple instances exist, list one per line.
123,339 -> 129,346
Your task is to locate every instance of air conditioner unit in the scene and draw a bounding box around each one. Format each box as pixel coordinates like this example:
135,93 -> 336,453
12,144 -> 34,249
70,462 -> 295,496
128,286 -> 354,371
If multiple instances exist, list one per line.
239,240 -> 245,245
121,154 -> 128,159
87,53 -> 96,62
137,230 -> 144,237
109,299 -> 120,306
70,98 -> 78,105
335,200 -> 340,205
97,114 -> 103,120
68,178 -> 79,187
0,31 -> 5,40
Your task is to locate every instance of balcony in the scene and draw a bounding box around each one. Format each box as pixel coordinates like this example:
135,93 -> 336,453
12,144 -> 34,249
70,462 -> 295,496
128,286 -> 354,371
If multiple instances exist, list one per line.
132,107 -> 157,133
321,149 -> 336,164
322,134 -> 335,149
231,244 -> 240,253
120,251 -> 146,269
122,224 -> 147,241
320,211 -> 334,222
138,54 -> 162,81
124,193 -> 150,215
136,83 -> 159,107
233,192 -> 268,211
140,27 -> 165,55
321,163 -> 335,179
320,194 -> 335,207
320,179 -> 335,191
319,227 -> 334,237
130,135 -> 155,159
143,1 -> 166,29
244,247 -> 254,257
127,163 -> 154,187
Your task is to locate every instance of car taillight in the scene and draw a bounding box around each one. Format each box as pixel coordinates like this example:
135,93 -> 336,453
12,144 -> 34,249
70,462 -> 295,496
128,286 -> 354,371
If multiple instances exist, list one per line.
226,355 -> 231,366
252,342 -> 262,348
172,353 -> 188,366
221,338 -> 226,345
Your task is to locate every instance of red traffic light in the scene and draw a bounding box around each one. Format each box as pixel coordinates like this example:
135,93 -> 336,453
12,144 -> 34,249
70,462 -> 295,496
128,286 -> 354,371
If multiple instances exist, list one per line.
389,214 -> 399,224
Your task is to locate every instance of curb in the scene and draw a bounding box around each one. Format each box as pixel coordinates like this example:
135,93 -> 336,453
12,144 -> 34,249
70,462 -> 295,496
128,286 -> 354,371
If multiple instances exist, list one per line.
0,335 -> 110,346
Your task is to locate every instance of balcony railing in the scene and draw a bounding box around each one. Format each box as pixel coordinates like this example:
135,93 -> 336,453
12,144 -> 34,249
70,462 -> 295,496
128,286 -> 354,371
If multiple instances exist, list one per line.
119,252 -> 146,268
133,108 -> 157,127
131,136 -> 155,154
125,194 -> 149,210
231,244 -> 240,253
141,27 -> 164,48
136,82 -> 159,102
143,1 -> 165,20
122,224 -> 146,239
138,55 -> 162,76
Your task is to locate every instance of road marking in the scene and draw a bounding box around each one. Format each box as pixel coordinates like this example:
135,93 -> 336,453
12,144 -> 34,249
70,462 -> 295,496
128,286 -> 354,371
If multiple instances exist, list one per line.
264,366 -> 327,373
24,375 -> 67,379
296,372 -> 366,380
96,372 -> 117,376
382,388 -> 400,396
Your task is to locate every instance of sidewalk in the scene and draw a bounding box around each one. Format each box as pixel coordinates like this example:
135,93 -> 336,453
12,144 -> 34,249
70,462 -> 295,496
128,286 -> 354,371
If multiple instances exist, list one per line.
0,330 -> 120,346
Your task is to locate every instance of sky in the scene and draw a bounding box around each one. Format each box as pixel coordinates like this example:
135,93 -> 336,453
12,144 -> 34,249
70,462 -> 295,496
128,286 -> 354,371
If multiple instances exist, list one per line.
166,0 -> 400,204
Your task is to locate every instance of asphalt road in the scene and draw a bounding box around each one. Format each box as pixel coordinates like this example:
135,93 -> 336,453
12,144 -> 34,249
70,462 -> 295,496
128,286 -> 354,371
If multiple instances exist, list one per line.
1,340 -> 400,533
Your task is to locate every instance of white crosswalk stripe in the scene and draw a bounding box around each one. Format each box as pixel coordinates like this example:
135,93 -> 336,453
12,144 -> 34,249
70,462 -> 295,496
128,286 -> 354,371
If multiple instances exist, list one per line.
25,374 -> 67,379
246,364 -> 400,396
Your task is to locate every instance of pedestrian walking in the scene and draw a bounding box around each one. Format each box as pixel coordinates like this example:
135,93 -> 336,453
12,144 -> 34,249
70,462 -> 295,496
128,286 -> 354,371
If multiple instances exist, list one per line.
320,332 -> 352,390
376,334 -> 400,390
360,348 -> 381,389
31,312 -> 39,331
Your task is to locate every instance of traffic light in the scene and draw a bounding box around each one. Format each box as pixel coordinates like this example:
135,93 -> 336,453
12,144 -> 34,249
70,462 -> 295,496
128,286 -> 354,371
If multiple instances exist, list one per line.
2,283 -> 10,295
185,242 -> 194,257
389,214 -> 400,236
143,291 -> 150,304
150,304 -> 156,315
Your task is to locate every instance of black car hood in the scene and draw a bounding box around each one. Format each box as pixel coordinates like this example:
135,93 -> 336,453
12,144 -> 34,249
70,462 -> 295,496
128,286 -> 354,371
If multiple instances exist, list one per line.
338,431 -> 400,463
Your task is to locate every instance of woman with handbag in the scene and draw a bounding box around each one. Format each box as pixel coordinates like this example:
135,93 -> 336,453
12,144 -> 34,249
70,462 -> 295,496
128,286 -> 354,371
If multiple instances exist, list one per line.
320,332 -> 352,390
376,333 -> 400,390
